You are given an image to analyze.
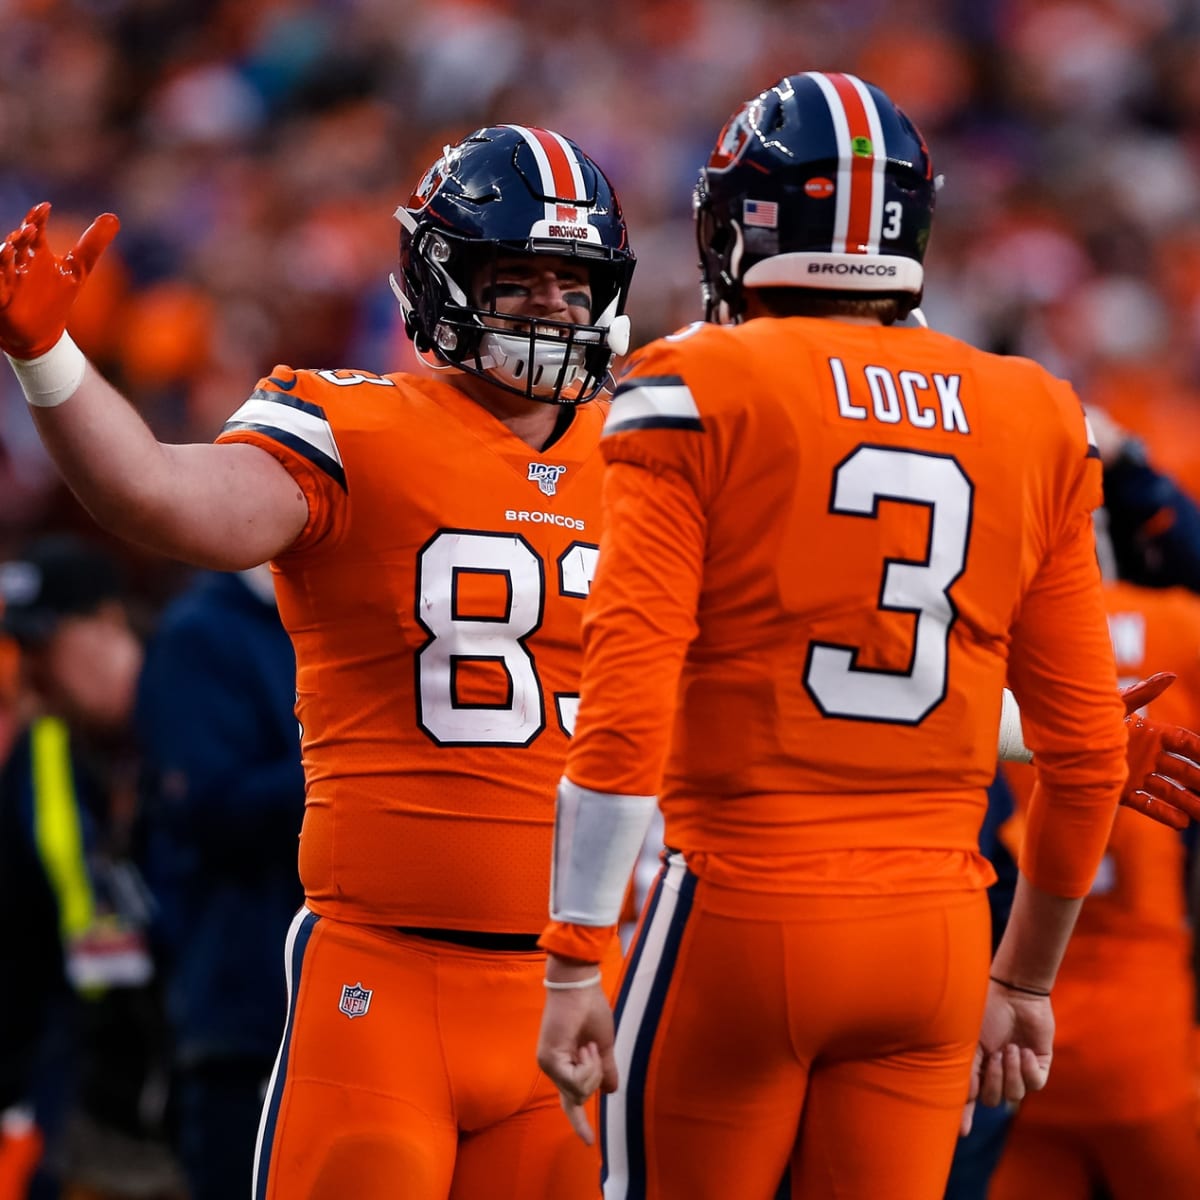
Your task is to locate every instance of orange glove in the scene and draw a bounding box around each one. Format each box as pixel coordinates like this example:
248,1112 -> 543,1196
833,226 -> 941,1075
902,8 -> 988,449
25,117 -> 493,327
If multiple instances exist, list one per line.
1120,671 -> 1175,715
0,202 -> 118,359
1119,672 -> 1200,830
0,1109 -> 42,1200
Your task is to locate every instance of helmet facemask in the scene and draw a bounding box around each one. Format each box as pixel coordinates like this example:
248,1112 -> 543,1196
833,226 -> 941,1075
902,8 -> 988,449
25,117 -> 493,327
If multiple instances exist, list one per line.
392,225 -> 630,403
695,174 -> 746,325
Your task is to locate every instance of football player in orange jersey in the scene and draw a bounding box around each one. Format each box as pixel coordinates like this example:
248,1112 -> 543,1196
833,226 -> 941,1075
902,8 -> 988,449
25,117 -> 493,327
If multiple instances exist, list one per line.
533,72 -> 1176,1200
0,125 -> 636,1200
2,112 -> 1200,1200
984,560 -> 1200,1199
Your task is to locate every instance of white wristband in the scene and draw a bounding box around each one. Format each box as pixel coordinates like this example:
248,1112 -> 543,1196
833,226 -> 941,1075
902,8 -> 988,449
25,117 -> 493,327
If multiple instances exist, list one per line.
997,688 -> 1034,764
544,972 -> 603,991
6,331 -> 86,408
550,778 -> 658,927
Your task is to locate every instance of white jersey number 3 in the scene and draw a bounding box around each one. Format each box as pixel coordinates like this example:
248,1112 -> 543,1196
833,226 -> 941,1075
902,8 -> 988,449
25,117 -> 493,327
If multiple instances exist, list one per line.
416,530 -> 597,745
804,446 -> 972,724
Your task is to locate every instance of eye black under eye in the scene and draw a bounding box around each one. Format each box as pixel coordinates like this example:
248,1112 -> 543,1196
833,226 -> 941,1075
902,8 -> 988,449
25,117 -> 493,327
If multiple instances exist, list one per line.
480,282 -> 531,306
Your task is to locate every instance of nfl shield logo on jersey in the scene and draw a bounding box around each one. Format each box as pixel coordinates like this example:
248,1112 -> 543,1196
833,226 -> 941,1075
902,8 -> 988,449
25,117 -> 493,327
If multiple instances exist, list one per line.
339,981 -> 372,1019
528,463 -> 567,496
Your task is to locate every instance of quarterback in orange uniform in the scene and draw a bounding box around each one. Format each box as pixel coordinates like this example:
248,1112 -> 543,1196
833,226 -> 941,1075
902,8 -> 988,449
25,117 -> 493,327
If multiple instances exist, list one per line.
536,73 -> 1142,1199
0,125 -> 635,1199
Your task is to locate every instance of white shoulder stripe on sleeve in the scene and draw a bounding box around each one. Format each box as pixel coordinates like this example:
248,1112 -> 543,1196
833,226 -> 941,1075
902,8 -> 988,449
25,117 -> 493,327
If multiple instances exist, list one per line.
225,395 -> 343,466
223,390 -> 347,489
604,375 -> 704,436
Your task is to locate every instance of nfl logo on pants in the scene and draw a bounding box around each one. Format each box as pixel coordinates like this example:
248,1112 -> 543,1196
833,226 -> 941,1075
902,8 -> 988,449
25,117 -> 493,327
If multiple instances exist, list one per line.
339,982 -> 372,1019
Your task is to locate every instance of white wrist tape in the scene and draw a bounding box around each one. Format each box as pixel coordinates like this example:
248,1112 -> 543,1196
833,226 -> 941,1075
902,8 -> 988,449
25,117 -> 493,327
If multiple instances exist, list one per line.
543,972 -> 603,991
997,688 -> 1034,764
550,777 -> 658,926
7,332 -> 86,407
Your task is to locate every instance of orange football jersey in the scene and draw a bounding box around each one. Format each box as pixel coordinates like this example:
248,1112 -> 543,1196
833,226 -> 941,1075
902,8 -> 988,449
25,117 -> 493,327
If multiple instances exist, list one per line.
217,366 -> 607,932
998,578 -> 1200,1122
568,317 -> 1126,899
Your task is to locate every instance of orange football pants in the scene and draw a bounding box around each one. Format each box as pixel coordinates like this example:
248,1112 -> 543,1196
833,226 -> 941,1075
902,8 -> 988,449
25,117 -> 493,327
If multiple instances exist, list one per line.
604,852 -> 992,1200
254,908 -> 616,1200
988,1104 -> 1200,1199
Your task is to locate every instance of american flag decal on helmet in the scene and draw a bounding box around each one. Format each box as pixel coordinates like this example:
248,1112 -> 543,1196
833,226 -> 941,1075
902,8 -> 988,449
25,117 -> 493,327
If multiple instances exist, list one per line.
805,72 -> 889,256
743,199 -> 778,228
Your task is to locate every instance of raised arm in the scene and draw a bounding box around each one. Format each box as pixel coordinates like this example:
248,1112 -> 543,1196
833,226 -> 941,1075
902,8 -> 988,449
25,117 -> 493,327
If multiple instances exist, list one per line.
30,364 -> 305,568
0,204 -> 306,569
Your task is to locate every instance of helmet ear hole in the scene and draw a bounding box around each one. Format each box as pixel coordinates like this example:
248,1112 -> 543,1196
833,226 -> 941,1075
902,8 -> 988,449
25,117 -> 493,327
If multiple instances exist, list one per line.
710,225 -> 736,257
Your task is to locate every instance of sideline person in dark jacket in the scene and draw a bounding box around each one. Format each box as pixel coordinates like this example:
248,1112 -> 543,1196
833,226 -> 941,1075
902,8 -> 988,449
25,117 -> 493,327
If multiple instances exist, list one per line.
135,565 -> 303,1200
0,533 -> 179,1200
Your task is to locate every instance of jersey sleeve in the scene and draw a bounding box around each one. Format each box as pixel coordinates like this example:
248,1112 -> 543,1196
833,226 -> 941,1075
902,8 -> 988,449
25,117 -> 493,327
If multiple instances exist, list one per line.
566,353 -> 711,796
1009,383 -> 1126,897
215,366 -> 348,554
541,459 -> 705,963
543,358 -> 710,962
600,340 -> 717,496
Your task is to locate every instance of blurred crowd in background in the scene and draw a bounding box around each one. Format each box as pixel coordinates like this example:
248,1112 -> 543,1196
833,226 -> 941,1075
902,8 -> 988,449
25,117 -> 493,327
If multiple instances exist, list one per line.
3,0 -> 1200,589
4,0 -> 1200,1195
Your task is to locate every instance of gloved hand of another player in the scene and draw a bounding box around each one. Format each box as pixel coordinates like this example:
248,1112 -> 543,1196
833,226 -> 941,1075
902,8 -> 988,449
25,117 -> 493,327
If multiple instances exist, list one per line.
1119,672 -> 1200,830
0,1107 -> 42,1200
0,202 -> 118,360
1119,671 -> 1174,715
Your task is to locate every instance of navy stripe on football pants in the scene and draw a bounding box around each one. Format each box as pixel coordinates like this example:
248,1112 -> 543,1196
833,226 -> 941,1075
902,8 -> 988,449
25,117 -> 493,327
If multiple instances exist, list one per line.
252,905 -> 319,1200
602,852 -> 697,1199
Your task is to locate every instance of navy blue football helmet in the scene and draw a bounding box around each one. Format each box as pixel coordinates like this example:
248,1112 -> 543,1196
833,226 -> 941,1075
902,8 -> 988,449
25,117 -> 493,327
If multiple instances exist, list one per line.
392,125 -> 635,403
695,72 -> 936,323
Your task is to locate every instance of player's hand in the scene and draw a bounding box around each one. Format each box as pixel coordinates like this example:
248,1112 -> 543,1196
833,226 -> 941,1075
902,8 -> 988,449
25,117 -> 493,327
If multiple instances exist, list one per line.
1117,673 -> 1200,831
962,982 -> 1054,1137
536,974 -> 618,1145
0,202 -> 118,359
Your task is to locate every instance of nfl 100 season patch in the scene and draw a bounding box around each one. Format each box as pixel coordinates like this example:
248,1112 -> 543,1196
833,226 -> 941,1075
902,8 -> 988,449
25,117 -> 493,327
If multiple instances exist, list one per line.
528,463 -> 567,496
